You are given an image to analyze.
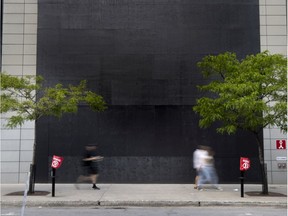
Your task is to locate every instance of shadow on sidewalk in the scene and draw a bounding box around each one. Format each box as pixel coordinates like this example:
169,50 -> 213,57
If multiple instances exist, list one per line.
5,191 -> 50,196
246,191 -> 287,197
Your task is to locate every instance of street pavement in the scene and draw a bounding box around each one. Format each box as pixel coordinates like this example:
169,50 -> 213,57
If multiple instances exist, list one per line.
1,184 -> 287,207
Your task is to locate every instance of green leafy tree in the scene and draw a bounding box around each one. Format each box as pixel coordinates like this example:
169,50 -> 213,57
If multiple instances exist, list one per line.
193,51 -> 287,194
0,72 -> 106,193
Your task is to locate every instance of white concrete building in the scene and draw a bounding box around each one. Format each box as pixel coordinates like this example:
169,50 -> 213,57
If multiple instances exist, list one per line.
259,0 -> 287,184
0,0 -> 287,184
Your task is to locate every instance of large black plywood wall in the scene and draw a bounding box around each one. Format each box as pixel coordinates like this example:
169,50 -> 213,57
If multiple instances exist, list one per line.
36,0 -> 260,183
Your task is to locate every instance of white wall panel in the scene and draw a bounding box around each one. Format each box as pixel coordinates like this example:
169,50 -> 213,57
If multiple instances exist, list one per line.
1,0 -> 38,183
260,0 -> 287,184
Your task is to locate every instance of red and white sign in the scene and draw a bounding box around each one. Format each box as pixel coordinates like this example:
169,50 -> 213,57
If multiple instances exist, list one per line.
240,157 -> 250,171
51,155 -> 64,169
276,140 -> 286,150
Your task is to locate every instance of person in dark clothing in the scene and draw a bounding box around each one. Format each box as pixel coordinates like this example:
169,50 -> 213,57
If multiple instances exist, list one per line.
76,144 -> 103,190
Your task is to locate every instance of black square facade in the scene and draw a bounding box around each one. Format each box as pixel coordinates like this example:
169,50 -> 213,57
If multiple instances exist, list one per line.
36,0 -> 261,183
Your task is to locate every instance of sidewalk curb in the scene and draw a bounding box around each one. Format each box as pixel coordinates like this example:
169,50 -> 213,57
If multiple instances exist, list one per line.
1,184 -> 286,208
99,200 -> 288,207
1,200 -> 287,208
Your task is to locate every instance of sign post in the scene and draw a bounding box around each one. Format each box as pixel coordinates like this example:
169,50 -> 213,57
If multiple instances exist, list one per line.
51,168 -> 56,197
239,157 -> 250,198
51,155 -> 64,197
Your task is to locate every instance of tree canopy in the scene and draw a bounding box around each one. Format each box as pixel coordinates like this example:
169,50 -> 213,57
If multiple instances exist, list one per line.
0,72 -> 106,128
1,72 -> 107,193
193,51 -> 287,194
193,51 -> 287,135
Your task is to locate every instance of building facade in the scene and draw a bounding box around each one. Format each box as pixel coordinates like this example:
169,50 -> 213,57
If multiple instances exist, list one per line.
1,0 -> 38,183
1,0 -> 287,184
259,0 -> 287,183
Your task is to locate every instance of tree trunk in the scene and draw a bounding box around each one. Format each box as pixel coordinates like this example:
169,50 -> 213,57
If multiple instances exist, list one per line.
28,120 -> 37,194
255,132 -> 268,195
28,163 -> 36,194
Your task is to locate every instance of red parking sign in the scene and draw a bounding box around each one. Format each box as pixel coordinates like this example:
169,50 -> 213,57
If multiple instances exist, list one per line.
240,157 -> 250,171
276,140 -> 286,150
51,155 -> 64,169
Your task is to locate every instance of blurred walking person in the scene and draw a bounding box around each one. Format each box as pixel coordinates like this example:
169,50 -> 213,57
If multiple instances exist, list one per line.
75,144 -> 103,190
197,147 -> 222,191
193,145 -> 208,189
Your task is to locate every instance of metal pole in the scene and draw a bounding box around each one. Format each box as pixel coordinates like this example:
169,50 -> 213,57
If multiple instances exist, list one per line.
52,168 -> 56,197
240,171 -> 244,197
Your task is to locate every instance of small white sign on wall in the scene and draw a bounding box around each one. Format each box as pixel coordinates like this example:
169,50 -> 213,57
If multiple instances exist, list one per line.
276,157 -> 287,161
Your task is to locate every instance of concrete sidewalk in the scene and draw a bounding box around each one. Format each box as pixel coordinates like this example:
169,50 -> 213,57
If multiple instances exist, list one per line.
1,184 -> 287,207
